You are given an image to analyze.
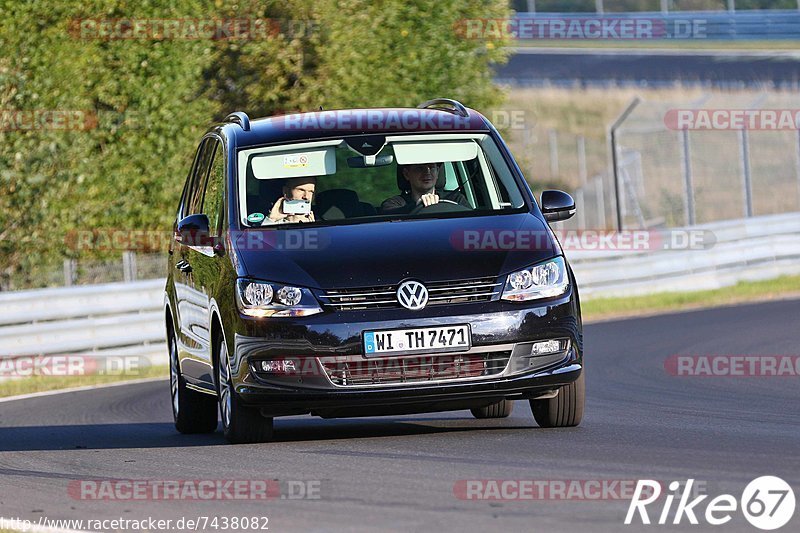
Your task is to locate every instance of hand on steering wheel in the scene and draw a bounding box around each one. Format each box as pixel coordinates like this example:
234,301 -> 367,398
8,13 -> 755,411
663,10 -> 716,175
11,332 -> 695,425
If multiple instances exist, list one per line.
417,193 -> 460,207
418,193 -> 439,207
409,198 -> 468,215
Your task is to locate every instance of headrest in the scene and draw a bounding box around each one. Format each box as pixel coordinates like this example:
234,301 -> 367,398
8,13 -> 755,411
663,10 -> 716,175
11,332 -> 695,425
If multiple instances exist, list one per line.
246,177 -> 283,216
315,188 -> 361,219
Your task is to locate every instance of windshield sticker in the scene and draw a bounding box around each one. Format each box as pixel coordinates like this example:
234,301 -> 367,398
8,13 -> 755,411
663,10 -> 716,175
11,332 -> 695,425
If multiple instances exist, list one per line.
246,212 -> 266,224
283,154 -> 309,168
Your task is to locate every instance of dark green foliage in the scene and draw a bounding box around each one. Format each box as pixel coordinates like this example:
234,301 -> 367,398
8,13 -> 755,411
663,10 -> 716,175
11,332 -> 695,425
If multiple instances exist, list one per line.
0,0 -> 509,288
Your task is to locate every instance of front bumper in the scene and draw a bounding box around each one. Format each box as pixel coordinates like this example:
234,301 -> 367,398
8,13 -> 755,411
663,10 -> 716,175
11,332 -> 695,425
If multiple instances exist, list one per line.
241,361 -> 581,418
227,290 -> 582,417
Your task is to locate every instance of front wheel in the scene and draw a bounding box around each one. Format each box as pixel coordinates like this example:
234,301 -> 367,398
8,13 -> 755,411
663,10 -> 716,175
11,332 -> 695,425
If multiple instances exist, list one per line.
170,332 -> 217,434
530,372 -> 585,428
470,399 -> 513,419
217,339 -> 274,444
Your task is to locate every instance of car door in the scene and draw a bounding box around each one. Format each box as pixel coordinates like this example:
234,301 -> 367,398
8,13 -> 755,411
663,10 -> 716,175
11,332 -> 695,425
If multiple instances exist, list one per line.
181,137 -> 227,386
174,138 -> 215,384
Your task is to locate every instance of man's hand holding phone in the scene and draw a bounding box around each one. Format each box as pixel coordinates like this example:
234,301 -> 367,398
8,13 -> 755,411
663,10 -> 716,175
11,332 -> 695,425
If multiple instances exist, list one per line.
269,197 -> 314,223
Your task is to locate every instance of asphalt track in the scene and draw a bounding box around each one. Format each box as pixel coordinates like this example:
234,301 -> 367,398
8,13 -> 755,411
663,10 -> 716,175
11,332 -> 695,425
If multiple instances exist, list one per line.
496,48 -> 800,87
0,299 -> 798,532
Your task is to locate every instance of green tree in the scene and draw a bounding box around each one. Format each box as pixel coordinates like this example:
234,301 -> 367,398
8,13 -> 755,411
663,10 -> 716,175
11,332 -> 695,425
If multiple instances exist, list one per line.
306,0 -> 510,110
0,0 -> 219,286
0,0 -> 510,289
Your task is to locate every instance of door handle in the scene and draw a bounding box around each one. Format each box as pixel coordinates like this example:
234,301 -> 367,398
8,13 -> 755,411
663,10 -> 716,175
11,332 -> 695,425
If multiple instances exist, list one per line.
176,259 -> 192,273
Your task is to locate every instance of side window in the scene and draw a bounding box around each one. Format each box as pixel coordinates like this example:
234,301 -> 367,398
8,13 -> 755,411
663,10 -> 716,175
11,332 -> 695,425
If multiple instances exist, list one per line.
443,162 -> 458,190
480,137 -> 525,208
187,139 -> 215,215
203,141 -> 225,235
454,161 -> 476,206
178,140 -> 207,220
464,158 -> 489,208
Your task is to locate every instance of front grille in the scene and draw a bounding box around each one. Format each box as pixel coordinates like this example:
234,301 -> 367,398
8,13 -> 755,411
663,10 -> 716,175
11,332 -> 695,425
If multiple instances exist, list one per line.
320,350 -> 511,387
319,276 -> 501,311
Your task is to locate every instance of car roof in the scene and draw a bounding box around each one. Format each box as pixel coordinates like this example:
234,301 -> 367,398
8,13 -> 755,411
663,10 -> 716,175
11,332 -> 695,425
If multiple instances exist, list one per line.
215,101 -> 494,148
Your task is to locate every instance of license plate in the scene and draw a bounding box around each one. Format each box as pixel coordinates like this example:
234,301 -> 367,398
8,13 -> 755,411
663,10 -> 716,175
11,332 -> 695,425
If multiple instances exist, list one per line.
363,324 -> 471,357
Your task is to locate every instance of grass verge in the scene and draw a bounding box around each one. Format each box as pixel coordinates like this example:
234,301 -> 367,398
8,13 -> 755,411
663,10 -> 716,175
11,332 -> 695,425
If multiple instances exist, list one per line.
582,275 -> 800,322
0,364 -> 169,399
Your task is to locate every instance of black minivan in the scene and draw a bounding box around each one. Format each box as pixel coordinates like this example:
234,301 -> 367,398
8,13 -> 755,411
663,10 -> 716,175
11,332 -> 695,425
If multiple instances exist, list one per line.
165,99 -> 584,443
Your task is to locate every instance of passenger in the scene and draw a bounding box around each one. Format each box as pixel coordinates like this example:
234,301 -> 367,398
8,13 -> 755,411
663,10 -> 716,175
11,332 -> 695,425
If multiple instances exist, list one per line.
267,176 -> 317,223
381,163 -> 470,214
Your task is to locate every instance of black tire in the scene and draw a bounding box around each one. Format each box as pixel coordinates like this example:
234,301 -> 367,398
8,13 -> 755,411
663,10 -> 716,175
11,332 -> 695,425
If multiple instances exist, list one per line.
217,339 -> 274,444
470,399 -> 514,419
530,372 -> 585,428
169,332 -> 218,434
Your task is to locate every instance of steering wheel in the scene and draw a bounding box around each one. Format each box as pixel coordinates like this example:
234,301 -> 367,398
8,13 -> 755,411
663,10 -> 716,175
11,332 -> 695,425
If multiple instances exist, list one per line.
409,199 -> 470,215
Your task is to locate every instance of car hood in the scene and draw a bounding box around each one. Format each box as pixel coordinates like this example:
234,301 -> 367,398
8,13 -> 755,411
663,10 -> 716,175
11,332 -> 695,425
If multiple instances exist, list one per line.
232,213 -> 558,289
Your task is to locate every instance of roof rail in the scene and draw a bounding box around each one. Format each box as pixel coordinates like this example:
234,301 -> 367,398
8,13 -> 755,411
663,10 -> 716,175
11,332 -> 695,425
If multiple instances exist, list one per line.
417,98 -> 469,118
225,111 -> 251,132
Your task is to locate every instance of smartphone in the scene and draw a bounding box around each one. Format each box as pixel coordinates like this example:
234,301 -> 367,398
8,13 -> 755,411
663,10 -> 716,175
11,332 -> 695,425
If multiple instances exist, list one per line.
282,199 -> 312,215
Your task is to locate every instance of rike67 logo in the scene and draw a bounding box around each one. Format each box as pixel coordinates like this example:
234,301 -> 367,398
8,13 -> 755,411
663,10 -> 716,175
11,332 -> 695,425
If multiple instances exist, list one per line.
626,477 -> 795,530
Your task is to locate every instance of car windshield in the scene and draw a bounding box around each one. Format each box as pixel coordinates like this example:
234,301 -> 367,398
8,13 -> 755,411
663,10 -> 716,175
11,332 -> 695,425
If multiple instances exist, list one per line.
237,133 -> 527,227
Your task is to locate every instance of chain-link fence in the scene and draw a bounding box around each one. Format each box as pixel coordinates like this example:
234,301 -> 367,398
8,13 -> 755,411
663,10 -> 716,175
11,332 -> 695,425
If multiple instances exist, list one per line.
1,252 -> 166,291
507,91 -> 800,231
515,128 -> 607,189
612,93 -> 800,229
508,120 -> 614,229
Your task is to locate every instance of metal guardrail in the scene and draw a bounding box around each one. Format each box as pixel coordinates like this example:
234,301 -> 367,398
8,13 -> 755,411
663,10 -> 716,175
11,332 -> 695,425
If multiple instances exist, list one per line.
0,279 -> 167,364
0,279 -> 164,328
0,212 -> 797,364
569,212 -> 800,297
513,11 -> 800,41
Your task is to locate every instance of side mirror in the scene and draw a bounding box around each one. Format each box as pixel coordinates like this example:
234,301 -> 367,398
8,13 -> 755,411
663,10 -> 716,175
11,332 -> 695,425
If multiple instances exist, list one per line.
541,190 -> 576,222
175,214 -> 213,247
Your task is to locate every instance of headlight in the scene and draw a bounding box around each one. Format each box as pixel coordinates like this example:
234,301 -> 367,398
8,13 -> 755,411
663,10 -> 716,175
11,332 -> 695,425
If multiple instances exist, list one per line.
501,257 -> 569,301
236,279 -> 323,317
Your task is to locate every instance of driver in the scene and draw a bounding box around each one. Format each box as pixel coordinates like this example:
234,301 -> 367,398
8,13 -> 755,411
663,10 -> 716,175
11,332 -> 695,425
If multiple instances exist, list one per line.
381,163 -> 470,214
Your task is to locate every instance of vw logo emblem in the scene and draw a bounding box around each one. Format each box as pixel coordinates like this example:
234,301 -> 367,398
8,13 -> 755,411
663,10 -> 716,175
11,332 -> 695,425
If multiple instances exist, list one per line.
397,280 -> 428,310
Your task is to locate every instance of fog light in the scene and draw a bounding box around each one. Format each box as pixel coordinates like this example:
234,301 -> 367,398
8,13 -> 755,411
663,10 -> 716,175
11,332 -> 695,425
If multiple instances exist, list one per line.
260,359 -> 297,373
530,339 -> 565,356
